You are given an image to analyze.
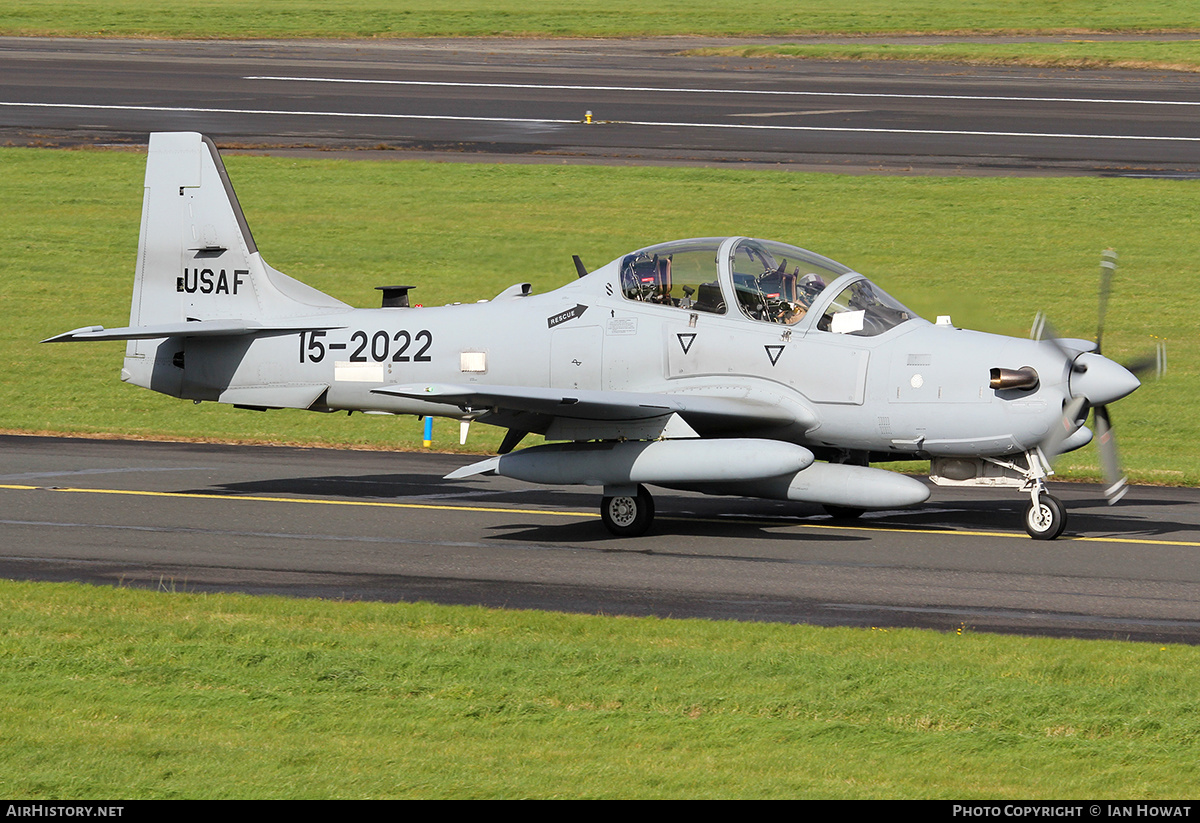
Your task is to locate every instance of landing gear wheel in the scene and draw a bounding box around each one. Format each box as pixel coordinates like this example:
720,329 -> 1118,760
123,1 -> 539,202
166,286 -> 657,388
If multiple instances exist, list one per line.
1024,494 -> 1067,540
600,485 -> 655,537
824,505 -> 865,520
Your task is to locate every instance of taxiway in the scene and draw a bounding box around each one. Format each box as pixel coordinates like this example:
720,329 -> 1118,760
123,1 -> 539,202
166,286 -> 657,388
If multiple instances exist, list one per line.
3,435 -> 1199,643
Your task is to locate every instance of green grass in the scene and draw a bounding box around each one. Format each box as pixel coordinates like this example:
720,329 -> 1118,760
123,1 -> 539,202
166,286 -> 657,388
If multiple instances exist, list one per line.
688,40 -> 1200,73
3,578 -> 1199,798
3,146 -> 1195,482
2,0 -> 1200,39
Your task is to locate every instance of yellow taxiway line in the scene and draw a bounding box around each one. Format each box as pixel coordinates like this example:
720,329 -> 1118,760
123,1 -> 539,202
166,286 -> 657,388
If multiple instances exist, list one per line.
4,483 -> 1200,547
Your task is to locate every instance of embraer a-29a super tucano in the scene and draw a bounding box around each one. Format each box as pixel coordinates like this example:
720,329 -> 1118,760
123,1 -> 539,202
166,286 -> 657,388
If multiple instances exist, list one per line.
46,132 -> 1159,539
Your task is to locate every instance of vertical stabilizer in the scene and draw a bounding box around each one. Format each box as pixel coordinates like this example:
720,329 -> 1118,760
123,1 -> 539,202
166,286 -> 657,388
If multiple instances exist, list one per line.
129,132 -> 347,327
123,132 -> 348,392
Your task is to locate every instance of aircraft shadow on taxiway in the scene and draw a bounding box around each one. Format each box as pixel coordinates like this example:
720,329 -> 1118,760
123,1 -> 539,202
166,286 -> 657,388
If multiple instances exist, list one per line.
194,474 -> 866,545
192,473 -> 1190,542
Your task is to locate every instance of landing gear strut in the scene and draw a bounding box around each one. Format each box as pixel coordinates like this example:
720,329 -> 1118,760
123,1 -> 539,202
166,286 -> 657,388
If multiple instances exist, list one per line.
600,484 -> 655,537
987,447 -> 1069,539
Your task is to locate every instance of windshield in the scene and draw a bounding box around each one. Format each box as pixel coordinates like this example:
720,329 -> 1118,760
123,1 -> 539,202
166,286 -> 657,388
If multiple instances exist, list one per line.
817,278 -> 915,336
728,239 -> 850,326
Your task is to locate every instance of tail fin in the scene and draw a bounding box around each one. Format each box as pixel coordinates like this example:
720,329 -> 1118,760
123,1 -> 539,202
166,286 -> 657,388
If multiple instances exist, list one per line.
42,133 -> 349,404
130,132 -> 348,327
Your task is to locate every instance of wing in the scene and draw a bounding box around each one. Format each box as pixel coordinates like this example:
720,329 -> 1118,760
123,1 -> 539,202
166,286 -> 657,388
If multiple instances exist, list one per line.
371,382 -> 809,441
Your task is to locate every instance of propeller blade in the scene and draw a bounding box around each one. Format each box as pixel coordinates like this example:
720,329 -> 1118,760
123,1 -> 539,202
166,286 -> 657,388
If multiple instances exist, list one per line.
1031,311 -> 1087,377
1095,248 -> 1117,354
1042,395 -> 1089,461
1122,340 -> 1167,380
1030,310 -> 1056,343
1093,404 -> 1128,505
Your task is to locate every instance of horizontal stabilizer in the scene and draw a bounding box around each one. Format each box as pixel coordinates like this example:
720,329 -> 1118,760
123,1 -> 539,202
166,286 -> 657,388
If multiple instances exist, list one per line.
43,319 -> 344,343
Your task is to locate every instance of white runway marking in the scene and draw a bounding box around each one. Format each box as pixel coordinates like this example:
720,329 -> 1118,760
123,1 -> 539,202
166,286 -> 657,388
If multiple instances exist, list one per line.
3,101 -> 1196,143
245,76 -> 1200,108
738,109 -> 869,118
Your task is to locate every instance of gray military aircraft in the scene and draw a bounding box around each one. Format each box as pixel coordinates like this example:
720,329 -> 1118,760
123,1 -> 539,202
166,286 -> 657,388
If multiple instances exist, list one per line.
45,132 -> 1159,539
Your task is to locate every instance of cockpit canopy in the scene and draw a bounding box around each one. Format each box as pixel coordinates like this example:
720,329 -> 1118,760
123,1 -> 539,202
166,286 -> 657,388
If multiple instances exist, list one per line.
617,237 -> 917,336
619,237 -> 730,315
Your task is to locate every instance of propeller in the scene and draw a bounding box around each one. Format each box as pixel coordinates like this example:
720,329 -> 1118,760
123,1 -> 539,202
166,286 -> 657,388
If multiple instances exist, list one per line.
1095,247 -> 1116,355
1093,404 -> 1127,504
1121,341 -> 1168,381
1031,250 -> 1164,505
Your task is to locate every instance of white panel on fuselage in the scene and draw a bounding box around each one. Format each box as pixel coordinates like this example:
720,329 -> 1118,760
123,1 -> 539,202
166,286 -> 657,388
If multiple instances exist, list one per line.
790,339 -> 869,405
889,349 -> 989,404
550,326 -> 603,390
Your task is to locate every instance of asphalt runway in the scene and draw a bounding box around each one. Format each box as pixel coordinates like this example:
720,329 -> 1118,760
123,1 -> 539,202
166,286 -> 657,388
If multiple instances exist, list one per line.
3,434 -> 1199,643
3,36 -> 1200,174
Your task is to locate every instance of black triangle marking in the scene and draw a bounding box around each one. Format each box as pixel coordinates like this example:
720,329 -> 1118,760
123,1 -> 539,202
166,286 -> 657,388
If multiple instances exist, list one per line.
677,333 -> 697,354
765,345 -> 785,366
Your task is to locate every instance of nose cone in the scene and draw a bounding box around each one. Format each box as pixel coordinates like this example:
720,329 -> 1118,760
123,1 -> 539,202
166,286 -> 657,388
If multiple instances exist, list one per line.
1070,353 -> 1140,406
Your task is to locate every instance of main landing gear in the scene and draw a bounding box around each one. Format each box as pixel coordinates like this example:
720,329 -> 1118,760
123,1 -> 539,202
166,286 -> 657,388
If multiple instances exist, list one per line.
600,484 -> 655,537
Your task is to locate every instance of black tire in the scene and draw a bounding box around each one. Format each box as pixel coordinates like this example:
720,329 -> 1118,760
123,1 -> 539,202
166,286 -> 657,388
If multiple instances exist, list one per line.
824,505 -> 865,520
600,485 -> 655,537
1024,494 -> 1067,540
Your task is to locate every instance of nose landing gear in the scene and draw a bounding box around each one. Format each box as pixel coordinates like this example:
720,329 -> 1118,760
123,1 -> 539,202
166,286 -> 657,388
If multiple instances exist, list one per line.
1016,448 -> 1067,540
1024,489 -> 1067,540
